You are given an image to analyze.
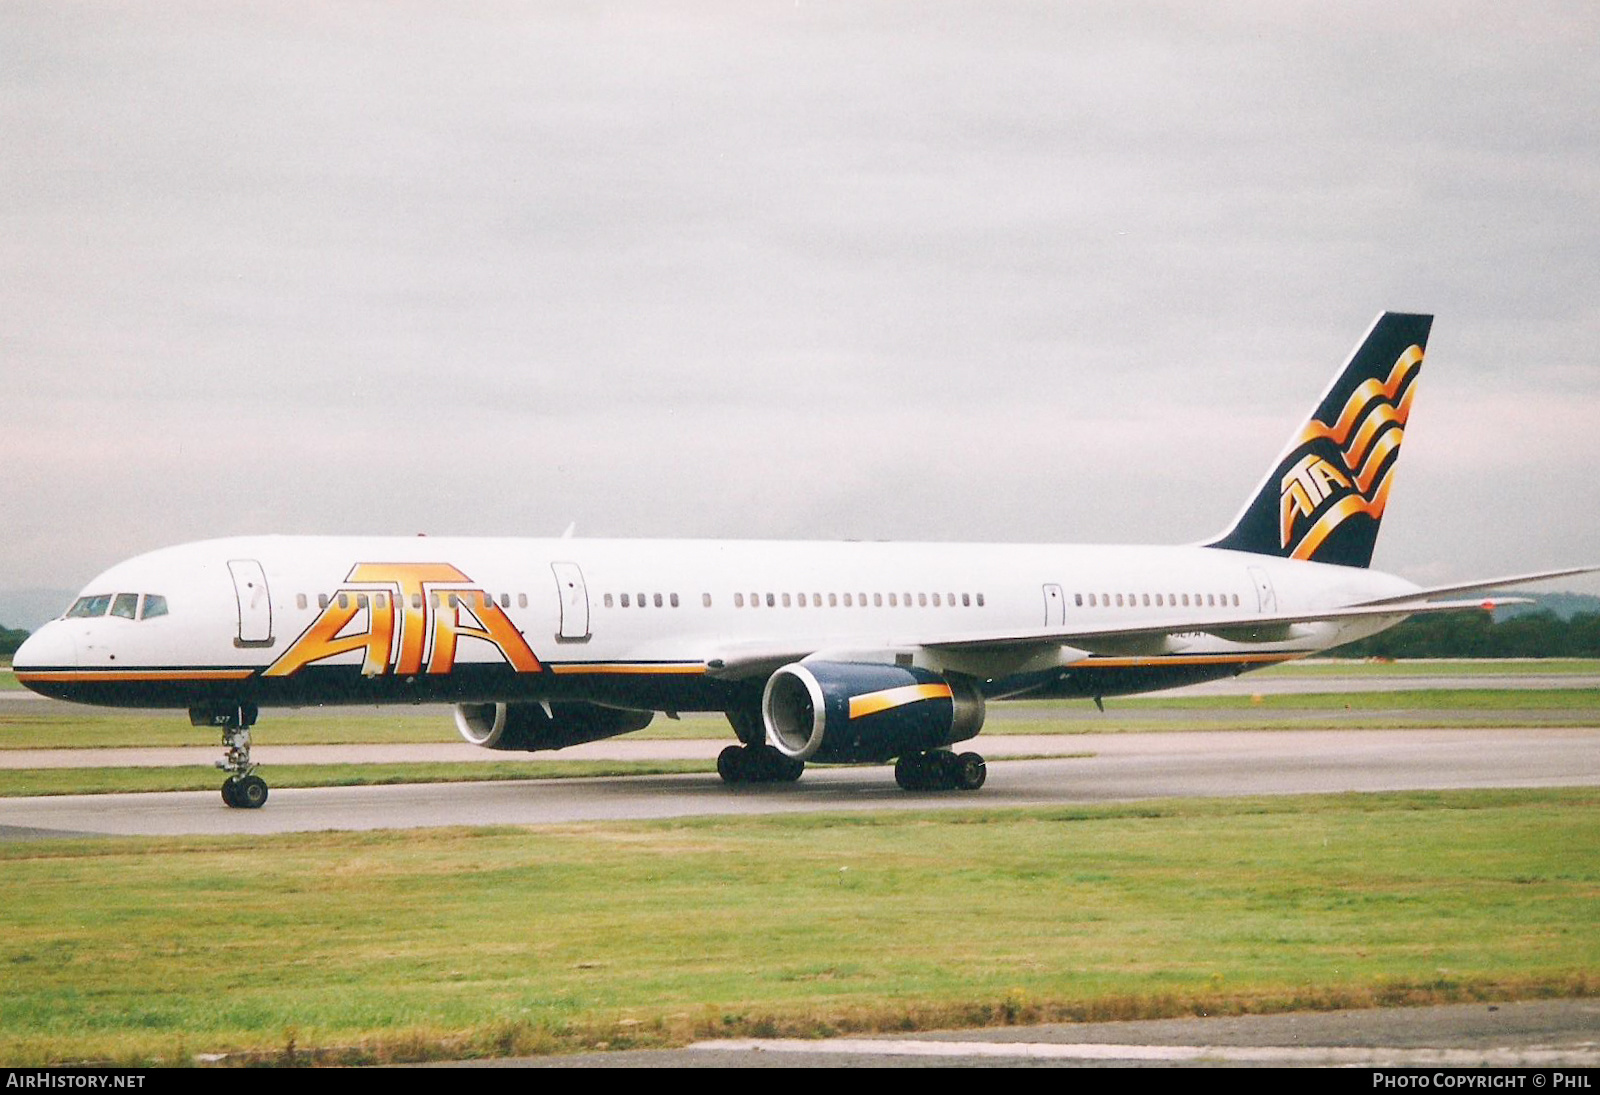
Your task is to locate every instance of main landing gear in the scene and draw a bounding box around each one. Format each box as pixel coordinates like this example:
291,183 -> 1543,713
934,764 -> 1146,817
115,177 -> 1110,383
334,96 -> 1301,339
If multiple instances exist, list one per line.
191,703 -> 268,809
894,749 -> 987,792
717,744 -> 805,784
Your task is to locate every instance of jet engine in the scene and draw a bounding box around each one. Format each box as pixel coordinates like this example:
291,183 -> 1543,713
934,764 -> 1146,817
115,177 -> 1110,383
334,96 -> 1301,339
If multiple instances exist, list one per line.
762,661 -> 985,763
454,701 -> 654,752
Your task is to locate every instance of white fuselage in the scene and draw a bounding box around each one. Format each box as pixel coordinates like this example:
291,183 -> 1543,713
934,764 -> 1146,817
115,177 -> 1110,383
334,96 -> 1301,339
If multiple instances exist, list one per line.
14,534 -> 1417,715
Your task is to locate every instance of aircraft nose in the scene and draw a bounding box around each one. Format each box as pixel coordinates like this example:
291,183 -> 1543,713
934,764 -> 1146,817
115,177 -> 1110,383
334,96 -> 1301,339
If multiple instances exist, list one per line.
13,623 -> 76,672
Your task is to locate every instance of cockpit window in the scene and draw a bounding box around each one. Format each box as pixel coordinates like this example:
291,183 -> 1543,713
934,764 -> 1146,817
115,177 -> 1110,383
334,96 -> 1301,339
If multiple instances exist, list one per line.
63,593 -> 168,620
67,594 -> 113,618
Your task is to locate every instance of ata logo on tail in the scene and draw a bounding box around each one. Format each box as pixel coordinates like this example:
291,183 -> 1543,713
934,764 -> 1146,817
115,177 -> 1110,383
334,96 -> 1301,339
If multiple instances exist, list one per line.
264,563 -> 543,678
1278,344 -> 1422,561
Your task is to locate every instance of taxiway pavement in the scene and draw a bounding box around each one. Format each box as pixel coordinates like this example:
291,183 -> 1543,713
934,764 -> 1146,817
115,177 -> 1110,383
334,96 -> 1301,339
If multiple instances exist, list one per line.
1,726 -> 1594,839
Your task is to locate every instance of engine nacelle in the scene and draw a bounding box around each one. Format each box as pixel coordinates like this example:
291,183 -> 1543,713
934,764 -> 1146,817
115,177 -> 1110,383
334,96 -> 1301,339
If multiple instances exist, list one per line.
454,701 -> 654,752
762,661 -> 985,763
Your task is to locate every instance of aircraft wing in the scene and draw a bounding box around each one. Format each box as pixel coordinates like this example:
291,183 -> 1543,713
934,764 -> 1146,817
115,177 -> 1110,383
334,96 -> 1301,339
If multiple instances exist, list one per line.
1344,566 -> 1600,608
702,563 -> 1599,678
915,596 -> 1525,654
920,563 -> 1599,655
701,597 -> 1517,679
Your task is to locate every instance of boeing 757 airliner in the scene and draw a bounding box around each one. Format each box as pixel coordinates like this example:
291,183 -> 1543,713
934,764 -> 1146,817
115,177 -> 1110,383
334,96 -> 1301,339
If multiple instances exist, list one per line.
14,313 -> 1594,808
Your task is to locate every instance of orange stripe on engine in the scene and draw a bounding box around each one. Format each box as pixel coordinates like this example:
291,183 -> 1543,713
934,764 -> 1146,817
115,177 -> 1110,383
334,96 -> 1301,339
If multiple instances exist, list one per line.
848,683 -> 952,720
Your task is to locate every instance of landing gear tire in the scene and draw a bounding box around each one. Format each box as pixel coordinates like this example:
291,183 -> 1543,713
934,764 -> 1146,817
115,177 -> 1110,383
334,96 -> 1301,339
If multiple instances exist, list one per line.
717,745 -> 747,783
954,751 -> 987,791
222,774 -> 268,809
236,774 -> 268,809
895,750 -> 987,792
717,744 -> 804,785
894,753 -> 927,791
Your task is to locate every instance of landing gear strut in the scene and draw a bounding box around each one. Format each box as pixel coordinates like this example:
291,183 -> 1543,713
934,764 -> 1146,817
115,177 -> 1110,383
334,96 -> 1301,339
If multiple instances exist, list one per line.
894,750 -> 986,792
191,703 -> 268,809
717,744 -> 805,785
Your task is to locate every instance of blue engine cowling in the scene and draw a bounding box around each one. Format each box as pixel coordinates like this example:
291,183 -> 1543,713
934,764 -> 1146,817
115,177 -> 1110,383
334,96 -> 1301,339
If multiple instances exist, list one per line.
762,661 -> 985,763
455,701 -> 654,751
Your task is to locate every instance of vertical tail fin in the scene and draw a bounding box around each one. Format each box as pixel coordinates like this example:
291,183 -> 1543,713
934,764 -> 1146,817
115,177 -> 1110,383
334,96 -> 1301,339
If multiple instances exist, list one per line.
1206,312 -> 1433,568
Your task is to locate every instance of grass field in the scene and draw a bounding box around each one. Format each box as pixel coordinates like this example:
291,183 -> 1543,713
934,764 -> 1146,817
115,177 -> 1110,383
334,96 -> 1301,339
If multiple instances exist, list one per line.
0,788 -> 1594,1066
1258,658 -> 1600,677
4,687 -> 1599,753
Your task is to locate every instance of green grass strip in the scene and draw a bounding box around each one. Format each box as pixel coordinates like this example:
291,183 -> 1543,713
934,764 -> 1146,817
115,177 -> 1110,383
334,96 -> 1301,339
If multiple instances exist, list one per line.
6,690 -> 1600,752
1104,688 -> 1600,711
1,788 -> 1595,1065
1263,658 -> 1600,677
0,760 -> 715,797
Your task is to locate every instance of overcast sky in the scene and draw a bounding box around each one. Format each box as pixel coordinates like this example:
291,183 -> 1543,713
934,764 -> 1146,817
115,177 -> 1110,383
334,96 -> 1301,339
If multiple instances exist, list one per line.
3,1 -> 1597,607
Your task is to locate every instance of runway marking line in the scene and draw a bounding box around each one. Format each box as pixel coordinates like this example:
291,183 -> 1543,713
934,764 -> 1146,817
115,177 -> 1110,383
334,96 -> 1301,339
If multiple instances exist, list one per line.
689,1038 -> 1600,1066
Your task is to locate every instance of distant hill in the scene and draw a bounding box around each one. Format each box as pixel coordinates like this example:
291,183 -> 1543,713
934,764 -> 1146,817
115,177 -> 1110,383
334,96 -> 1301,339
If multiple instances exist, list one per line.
1492,591 -> 1600,621
1333,593 -> 1600,659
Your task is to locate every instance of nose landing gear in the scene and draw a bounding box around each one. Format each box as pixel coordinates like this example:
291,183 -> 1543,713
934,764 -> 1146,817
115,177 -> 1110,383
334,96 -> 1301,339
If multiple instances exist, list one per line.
191,703 -> 268,809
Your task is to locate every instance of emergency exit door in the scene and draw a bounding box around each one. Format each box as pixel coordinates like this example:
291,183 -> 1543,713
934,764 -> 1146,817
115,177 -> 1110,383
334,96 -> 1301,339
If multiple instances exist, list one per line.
551,562 -> 591,642
228,559 -> 274,647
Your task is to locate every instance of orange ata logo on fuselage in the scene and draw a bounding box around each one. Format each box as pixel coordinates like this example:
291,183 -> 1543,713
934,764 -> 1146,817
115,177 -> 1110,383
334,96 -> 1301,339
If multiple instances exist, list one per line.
264,563 -> 542,678
1278,344 -> 1422,560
